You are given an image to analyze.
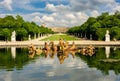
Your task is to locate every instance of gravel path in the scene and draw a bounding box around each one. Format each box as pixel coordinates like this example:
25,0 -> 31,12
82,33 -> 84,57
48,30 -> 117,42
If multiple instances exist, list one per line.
0,34 -> 120,46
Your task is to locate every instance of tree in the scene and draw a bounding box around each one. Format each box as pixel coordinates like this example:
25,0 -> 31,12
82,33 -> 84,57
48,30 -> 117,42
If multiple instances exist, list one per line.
0,15 -> 54,41
91,22 -> 101,32
67,11 -> 120,40
1,28 -> 11,41
16,28 -> 27,41
110,26 -> 120,40
95,28 -> 105,40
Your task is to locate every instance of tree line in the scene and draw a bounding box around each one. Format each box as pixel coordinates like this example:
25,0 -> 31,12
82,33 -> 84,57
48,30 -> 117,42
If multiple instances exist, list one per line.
0,15 -> 54,41
67,11 -> 120,40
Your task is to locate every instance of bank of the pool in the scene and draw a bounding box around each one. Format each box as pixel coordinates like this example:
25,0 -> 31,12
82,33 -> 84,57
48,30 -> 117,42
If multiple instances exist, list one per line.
0,40 -> 120,47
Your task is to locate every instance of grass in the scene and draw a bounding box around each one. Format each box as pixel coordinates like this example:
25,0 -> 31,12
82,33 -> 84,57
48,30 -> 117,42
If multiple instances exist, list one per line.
41,34 -> 80,41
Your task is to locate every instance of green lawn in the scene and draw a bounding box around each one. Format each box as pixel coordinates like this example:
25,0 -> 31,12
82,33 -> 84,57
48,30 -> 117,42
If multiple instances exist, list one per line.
41,34 -> 80,41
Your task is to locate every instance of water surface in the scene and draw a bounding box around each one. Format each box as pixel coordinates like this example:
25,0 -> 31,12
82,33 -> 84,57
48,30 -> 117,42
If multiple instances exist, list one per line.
0,46 -> 120,81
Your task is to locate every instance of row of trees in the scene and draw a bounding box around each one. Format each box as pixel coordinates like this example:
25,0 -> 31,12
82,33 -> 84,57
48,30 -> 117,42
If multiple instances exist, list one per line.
0,15 -> 54,41
67,11 -> 120,40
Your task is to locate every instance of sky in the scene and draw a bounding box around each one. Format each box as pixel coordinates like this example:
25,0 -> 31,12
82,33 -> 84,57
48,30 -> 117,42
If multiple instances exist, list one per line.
0,0 -> 120,27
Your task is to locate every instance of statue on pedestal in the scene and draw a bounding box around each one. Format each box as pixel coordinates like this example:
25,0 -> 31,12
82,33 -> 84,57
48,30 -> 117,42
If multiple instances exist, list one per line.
11,31 -> 16,42
28,35 -> 31,40
105,30 -> 110,42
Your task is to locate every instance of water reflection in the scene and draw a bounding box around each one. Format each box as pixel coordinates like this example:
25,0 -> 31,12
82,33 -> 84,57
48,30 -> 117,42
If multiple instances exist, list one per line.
11,47 -> 16,59
0,46 -> 120,76
77,46 -> 120,75
105,46 -> 110,58
0,47 -> 29,71
57,50 -> 69,64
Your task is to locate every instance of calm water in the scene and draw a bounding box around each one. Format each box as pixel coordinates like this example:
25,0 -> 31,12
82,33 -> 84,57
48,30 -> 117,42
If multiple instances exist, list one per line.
0,46 -> 120,81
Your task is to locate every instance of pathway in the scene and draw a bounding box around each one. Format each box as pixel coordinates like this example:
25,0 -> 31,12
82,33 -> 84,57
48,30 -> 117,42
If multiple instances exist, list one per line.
0,34 -> 120,46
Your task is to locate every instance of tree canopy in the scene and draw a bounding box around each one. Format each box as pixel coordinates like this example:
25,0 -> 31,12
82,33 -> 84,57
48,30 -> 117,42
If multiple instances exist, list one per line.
0,15 -> 54,41
67,11 -> 120,40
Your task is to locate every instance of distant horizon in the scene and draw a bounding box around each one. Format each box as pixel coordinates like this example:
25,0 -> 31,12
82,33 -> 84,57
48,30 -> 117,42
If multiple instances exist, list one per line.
0,0 -> 120,27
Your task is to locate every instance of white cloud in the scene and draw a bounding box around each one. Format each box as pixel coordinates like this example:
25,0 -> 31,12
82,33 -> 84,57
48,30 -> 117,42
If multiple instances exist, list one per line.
42,0 -> 120,27
29,12 -> 43,16
0,13 -> 6,18
33,16 -> 41,22
0,0 -> 120,27
0,0 -> 13,11
75,12 -> 88,20
91,10 -> 100,17
112,3 -> 120,12
65,13 -> 76,20
70,0 -> 96,12
51,13 -> 58,17
12,0 -> 34,10
46,3 -> 70,13
42,3 -> 89,27
96,0 -> 115,4
42,15 -> 55,22
46,4 -> 56,12
30,11 -> 88,27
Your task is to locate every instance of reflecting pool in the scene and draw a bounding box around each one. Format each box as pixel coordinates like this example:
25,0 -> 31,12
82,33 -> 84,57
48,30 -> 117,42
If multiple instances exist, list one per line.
0,46 -> 120,81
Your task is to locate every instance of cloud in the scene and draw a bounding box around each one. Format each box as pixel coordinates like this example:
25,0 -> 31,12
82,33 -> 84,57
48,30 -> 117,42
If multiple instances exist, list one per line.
0,0 -> 13,11
45,3 -> 70,13
42,0 -> 118,27
45,4 -> 56,12
12,0 -> 35,11
0,13 -> 6,18
91,10 -> 100,17
112,3 -> 120,12
31,12 -> 88,27
42,15 -> 55,22
10,0 -> 44,12
65,13 -> 76,20
39,3 -> 89,27
70,0 -> 116,12
29,10 -> 88,27
0,0 -> 120,27
33,16 -> 41,22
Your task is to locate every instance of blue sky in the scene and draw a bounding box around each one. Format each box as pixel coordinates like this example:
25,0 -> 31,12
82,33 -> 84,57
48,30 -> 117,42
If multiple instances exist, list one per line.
0,0 -> 120,27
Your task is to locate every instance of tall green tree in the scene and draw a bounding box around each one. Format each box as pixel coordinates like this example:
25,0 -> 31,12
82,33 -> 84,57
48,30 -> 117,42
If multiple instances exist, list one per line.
0,15 -> 54,41
16,28 -> 27,41
110,26 -> 120,40
67,11 -> 120,40
1,28 -> 11,41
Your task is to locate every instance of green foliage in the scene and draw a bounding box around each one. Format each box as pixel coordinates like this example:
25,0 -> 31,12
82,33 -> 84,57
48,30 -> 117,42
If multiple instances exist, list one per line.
16,28 -> 27,40
110,26 -> 120,40
67,11 -> 120,40
0,15 -> 54,41
95,28 -> 105,40
1,28 -> 11,41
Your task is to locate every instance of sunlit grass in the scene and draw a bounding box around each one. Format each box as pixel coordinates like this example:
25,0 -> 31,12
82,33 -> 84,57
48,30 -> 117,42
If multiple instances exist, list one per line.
41,34 -> 79,41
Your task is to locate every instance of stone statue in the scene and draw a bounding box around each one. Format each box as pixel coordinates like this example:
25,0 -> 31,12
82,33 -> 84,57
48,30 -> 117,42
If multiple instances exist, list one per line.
11,31 -> 16,42
28,35 -> 31,40
107,30 -> 109,34
105,30 -> 110,42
